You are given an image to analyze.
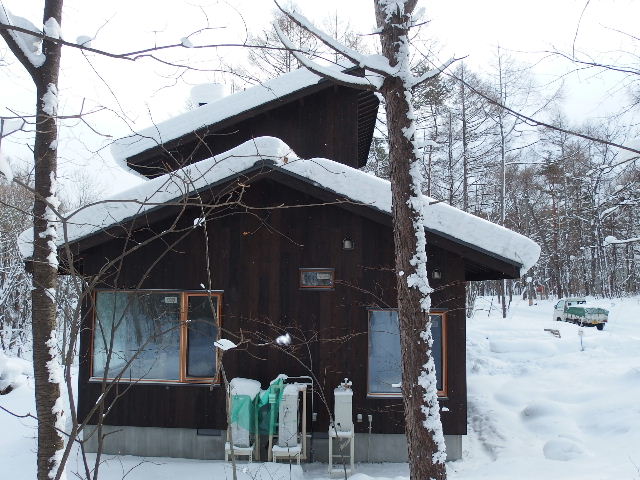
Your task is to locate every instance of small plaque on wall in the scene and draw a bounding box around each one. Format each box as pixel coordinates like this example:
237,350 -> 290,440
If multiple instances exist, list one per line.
299,268 -> 335,289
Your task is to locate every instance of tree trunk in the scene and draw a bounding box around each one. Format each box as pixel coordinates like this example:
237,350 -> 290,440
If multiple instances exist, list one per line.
21,2 -> 65,479
1,1 -> 65,475
375,2 -> 446,479
460,64 -> 469,212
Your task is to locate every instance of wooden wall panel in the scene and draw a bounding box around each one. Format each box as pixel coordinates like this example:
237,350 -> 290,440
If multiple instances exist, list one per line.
135,85 -> 362,175
78,178 -> 467,435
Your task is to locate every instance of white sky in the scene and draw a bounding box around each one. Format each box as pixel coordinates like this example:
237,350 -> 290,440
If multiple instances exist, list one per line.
1,0 -> 638,198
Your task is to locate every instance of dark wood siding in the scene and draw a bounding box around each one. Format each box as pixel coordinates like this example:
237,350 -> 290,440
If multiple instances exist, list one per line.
128,85 -> 368,177
78,178 -> 466,435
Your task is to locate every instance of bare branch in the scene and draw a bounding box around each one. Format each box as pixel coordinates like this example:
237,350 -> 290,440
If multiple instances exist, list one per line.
275,1 -> 394,77
410,56 -> 460,89
274,24 -> 381,91
446,70 -> 640,157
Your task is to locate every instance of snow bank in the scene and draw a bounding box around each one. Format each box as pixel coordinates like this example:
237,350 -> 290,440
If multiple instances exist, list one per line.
20,137 -> 539,275
459,296 -> 640,479
0,351 -> 31,393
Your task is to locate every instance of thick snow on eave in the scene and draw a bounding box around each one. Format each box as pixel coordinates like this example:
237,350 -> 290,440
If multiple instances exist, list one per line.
19,136 -> 540,275
280,157 -> 540,276
110,67 -> 329,165
18,137 -> 296,259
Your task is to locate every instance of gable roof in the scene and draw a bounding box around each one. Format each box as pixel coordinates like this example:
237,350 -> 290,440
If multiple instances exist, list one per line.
111,66 -> 378,173
19,137 -> 540,277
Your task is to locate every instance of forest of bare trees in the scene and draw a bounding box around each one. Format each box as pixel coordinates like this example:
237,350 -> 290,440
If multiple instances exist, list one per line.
366,58 -> 640,305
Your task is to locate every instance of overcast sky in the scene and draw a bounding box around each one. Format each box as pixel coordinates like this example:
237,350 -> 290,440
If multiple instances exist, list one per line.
1,0 -> 638,197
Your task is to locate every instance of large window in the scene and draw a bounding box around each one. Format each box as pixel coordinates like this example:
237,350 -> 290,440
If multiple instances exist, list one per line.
368,309 -> 447,397
92,290 -> 221,383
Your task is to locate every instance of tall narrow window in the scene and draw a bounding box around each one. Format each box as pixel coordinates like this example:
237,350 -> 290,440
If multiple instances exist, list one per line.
368,309 -> 447,397
185,294 -> 219,378
92,290 -> 221,383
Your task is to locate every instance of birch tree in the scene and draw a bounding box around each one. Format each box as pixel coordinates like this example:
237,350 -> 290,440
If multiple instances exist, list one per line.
0,2 -> 65,479
274,1 -> 452,477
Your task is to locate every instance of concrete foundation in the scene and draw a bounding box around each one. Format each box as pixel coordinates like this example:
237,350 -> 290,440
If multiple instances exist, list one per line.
310,433 -> 461,462
83,426 -> 227,460
84,425 -> 462,462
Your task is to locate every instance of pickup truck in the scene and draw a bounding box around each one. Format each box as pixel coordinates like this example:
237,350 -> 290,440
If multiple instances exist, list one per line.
553,297 -> 609,330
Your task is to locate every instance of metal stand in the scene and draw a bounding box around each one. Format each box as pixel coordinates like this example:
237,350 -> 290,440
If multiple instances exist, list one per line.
328,428 -> 354,475
224,443 -> 254,462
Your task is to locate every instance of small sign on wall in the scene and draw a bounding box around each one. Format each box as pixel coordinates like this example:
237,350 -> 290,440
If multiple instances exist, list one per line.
164,296 -> 178,304
299,268 -> 335,289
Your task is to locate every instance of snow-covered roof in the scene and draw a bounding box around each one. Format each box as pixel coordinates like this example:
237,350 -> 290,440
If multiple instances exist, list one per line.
111,67 -> 332,165
19,137 -> 540,275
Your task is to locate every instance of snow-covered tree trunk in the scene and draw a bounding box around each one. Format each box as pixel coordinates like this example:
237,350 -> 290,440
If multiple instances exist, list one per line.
272,1 -> 449,476
0,1 -> 65,479
374,1 -> 447,479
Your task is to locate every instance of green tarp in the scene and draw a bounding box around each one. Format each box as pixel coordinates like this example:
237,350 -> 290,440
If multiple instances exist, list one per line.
230,378 -> 284,435
566,306 -> 609,318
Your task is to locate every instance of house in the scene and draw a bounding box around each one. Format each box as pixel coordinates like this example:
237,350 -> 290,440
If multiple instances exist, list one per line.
26,68 -> 539,463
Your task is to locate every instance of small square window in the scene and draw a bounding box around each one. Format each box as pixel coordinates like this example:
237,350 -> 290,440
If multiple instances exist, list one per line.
299,268 -> 335,289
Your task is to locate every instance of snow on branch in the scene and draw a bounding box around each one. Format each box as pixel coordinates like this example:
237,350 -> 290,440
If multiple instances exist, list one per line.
274,1 -> 455,93
603,235 -> 640,246
274,24 -> 383,91
0,8 -> 45,68
275,1 -> 395,77
409,57 -> 458,89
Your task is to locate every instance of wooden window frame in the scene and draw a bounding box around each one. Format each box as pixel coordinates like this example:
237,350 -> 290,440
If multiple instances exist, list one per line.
89,289 -> 222,385
299,268 -> 335,290
366,308 -> 448,398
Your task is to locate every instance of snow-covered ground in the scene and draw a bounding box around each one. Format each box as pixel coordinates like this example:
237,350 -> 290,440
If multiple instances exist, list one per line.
1,296 -> 639,479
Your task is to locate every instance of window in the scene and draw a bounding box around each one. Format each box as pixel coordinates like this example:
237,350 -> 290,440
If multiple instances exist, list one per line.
91,290 -> 221,383
368,309 -> 447,397
299,268 -> 334,289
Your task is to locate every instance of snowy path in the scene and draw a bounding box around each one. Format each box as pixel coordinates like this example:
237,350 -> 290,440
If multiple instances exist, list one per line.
1,297 -> 639,479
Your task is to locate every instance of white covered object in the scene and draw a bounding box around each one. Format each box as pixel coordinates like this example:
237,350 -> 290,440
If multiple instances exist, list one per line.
231,422 -> 250,448
329,381 -> 355,474
333,385 -> 353,433
229,377 -> 261,448
278,384 -> 300,448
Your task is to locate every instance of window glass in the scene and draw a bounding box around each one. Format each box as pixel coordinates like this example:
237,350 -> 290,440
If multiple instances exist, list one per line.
186,295 -> 218,378
368,310 -> 445,396
93,291 -> 181,381
368,310 -> 402,395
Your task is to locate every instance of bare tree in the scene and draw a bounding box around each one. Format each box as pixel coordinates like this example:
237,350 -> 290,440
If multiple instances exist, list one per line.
0,2 -> 65,479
